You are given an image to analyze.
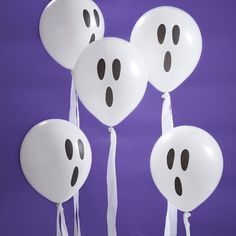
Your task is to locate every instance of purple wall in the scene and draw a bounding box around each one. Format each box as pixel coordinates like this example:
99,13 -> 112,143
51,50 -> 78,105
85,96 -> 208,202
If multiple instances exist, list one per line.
0,0 -> 235,235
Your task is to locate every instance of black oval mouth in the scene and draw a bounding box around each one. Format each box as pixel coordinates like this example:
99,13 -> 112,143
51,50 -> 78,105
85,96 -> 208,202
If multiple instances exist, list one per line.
106,87 -> 113,107
89,33 -> 95,44
71,166 -> 79,187
175,177 -> 182,196
164,51 -> 171,72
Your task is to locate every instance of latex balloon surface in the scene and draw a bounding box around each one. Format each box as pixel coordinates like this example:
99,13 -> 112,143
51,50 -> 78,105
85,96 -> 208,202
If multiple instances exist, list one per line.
20,119 -> 92,204
39,0 -> 105,69
131,6 -> 202,92
150,126 -> 223,212
73,37 -> 148,127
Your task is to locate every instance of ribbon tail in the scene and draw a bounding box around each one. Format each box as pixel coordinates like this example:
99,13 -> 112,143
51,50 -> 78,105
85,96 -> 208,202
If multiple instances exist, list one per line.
56,204 -> 69,236
107,127 -> 118,236
183,212 -> 191,236
73,191 -> 81,236
164,202 -> 178,236
69,77 -> 80,127
69,76 -> 81,236
162,93 -> 178,236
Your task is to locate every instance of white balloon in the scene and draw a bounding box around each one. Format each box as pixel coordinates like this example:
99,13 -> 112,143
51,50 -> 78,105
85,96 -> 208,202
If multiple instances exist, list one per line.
20,119 -> 92,204
39,0 -> 105,69
131,6 -> 202,93
73,37 -> 148,127
150,126 -> 223,212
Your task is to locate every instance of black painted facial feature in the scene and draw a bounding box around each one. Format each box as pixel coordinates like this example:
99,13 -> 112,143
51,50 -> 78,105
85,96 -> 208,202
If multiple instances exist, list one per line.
172,25 -> 180,45
167,148 -> 175,170
94,9 -> 100,27
89,34 -> 95,44
65,139 -> 80,187
175,177 -> 182,196
83,9 -> 91,28
106,87 -> 113,107
181,149 -> 189,171
97,59 -> 106,80
112,59 -> 121,81
167,148 -> 188,197
71,167 -> 79,187
164,51 -> 171,72
78,139 -> 84,160
65,139 -> 73,160
157,24 -> 166,44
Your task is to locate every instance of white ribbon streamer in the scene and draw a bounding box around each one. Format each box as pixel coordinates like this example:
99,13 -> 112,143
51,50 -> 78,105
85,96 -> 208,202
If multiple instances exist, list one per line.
69,77 -> 81,236
56,204 -> 69,236
69,78 -> 80,127
183,212 -> 191,236
73,191 -> 81,236
162,93 -> 178,236
107,127 -> 118,236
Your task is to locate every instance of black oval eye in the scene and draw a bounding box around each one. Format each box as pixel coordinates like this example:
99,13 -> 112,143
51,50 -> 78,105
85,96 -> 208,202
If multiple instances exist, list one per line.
157,24 -> 166,44
94,9 -> 100,27
112,59 -> 121,81
78,139 -> 84,160
83,9 -> 91,28
181,149 -> 189,171
172,25 -> 180,45
65,139 -> 73,160
167,148 -> 175,170
97,58 -> 106,80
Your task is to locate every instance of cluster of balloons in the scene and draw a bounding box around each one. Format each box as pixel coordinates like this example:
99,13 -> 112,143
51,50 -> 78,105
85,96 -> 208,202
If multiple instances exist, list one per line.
20,0 -> 223,235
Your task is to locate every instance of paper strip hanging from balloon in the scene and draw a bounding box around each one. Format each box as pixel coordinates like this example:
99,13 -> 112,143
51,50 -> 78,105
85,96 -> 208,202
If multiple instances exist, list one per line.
161,93 -> 178,236
150,126 -> 223,236
20,119 -> 92,236
131,6 -> 203,235
57,203 -> 69,236
183,212 -> 191,236
107,127 -> 118,236
73,37 -> 148,236
69,81 -> 82,236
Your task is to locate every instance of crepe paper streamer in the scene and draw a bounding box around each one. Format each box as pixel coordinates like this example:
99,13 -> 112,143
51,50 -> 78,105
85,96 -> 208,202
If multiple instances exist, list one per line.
73,191 -> 81,236
183,212 -> 191,236
69,78 -> 80,127
107,127 -> 118,236
57,204 -> 69,236
69,78 -> 81,236
162,93 -> 178,236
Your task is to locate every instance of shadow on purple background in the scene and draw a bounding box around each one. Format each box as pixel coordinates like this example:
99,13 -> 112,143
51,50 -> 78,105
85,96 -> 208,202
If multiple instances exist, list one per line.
0,0 -> 235,235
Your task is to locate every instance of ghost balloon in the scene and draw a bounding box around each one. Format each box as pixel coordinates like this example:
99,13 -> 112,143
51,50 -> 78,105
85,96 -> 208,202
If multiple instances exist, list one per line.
131,6 -> 202,93
73,37 -> 148,127
150,126 -> 223,213
20,119 -> 92,204
39,0 -> 105,69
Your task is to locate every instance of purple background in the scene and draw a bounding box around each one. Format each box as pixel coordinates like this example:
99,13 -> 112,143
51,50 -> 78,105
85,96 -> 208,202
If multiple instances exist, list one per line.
0,0 -> 235,235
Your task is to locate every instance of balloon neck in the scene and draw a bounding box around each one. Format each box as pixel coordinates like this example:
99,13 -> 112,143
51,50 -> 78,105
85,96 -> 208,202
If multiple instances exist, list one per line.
162,92 -> 170,100
108,127 -> 114,133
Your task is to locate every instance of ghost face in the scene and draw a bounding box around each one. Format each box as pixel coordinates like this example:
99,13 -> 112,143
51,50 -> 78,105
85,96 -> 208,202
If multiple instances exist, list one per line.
39,0 -> 105,69
20,120 -> 92,204
131,6 -> 202,92
73,37 -> 147,127
150,126 -> 223,212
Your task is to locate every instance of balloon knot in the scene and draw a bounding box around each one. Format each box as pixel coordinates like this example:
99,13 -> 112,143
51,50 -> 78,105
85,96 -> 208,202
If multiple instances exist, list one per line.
184,212 -> 191,222
162,93 -> 170,100
108,127 -> 113,133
